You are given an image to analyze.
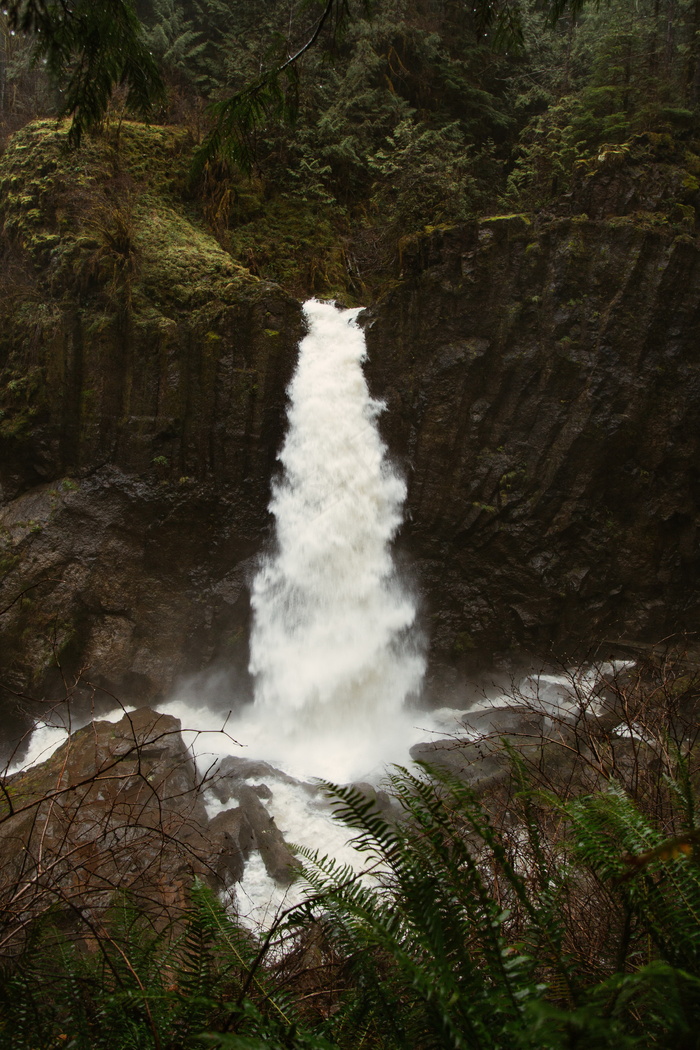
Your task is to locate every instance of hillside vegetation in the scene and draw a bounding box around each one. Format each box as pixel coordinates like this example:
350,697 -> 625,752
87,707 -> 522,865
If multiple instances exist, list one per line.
2,0 -> 700,300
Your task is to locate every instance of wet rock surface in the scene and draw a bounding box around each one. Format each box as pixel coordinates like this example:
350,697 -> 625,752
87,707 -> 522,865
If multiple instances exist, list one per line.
233,785 -> 300,885
0,706 -> 306,945
2,671 -> 682,938
213,755 -> 305,791
0,708 -> 216,934
208,807 -> 256,885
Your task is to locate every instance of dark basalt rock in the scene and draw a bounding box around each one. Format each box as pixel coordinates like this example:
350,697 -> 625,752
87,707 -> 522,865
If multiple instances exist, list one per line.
214,755 -> 304,790
365,215 -> 700,688
410,737 -> 508,788
208,807 -> 256,885
234,785 -> 300,885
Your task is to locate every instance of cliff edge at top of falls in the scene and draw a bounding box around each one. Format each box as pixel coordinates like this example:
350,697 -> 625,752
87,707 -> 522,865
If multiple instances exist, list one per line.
0,119 -> 303,501
1,119 -> 700,722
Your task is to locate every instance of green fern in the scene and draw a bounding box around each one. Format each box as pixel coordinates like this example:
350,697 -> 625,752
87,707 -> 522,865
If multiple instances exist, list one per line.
294,767 -> 569,1049
566,785 -> 700,973
2,762 -> 700,1050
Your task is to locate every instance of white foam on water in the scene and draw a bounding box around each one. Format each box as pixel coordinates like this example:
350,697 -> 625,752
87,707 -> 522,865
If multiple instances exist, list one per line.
8,301 -> 424,784
260,778 -> 367,871
466,660 -> 636,720
198,298 -> 429,923
228,778 -> 373,928
153,695 -> 245,774
235,850 -> 299,930
6,723 -> 70,775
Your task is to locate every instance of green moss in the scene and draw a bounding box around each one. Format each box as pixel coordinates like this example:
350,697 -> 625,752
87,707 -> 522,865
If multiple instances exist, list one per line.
683,150 -> 700,176
670,203 -> 696,226
562,225 -> 590,256
0,365 -> 47,440
0,118 -> 300,470
0,539 -> 19,578
681,172 -> 699,193
480,213 -> 531,226
134,193 -> 252,310
222,194 -> 354,302
0,119 -> 260,316
452,631 -> 476,655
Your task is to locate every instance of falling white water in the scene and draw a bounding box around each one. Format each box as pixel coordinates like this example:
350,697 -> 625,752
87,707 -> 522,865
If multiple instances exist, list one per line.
237,299 -> 425,782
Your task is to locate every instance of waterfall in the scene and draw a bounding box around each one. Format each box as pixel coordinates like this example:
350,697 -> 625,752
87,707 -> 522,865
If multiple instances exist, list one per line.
10,302 -> 425,791
244,299 -> 425,782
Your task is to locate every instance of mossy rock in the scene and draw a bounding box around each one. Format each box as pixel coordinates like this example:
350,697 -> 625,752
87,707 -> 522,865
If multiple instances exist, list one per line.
221,194 -> 357,303
0,119 -> 259,312
0,119 -> 295,465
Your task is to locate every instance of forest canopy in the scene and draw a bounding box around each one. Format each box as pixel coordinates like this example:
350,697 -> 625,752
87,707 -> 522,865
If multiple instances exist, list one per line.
1,0 -> 700,296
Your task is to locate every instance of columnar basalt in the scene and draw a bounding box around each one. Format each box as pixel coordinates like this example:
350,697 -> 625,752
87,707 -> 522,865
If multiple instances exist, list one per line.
365,216 -> 700,678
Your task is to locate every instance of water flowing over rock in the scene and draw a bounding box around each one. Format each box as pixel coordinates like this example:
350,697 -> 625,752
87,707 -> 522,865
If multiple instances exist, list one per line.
0,706 -> 315,948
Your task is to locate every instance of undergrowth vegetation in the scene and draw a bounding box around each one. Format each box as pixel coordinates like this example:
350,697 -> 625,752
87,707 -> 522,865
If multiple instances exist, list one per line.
1,656 -> 699,1049
140,0 -> 700,296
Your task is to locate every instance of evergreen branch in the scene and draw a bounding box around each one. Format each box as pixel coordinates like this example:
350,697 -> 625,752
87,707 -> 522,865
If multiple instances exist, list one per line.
5,0 -> 164,146
192,0 -> 371,176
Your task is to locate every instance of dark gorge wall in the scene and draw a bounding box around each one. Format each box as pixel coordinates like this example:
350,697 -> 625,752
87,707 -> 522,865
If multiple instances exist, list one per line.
366,216 -> 700,679
1,121 -> 699,718
0,122 -> 302,719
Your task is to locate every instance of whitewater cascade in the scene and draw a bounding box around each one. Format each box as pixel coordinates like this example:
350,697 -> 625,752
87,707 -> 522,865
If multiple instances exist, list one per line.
244,299 -> 425,782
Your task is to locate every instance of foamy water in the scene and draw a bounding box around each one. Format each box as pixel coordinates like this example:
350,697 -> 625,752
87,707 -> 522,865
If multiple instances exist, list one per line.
6,722 -> 74,775
7,663 -> 634,930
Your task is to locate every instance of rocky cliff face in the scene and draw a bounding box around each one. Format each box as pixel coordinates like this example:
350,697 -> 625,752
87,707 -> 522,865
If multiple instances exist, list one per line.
1,121 -> 699,724
366,214 -> 700,682
0,121 -> 302,727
